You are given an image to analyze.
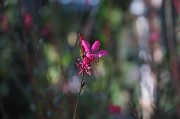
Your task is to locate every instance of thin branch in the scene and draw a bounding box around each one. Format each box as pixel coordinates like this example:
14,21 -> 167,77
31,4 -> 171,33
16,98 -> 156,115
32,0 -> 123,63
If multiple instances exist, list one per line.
73,72 -> 85,119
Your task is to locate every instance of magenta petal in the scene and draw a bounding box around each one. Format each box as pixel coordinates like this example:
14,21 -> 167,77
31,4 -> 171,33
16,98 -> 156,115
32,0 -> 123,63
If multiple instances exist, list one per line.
95,50 -> 108,58
86,53 -> 91,58
91,40 -> 100,52
82,40 -> 90,53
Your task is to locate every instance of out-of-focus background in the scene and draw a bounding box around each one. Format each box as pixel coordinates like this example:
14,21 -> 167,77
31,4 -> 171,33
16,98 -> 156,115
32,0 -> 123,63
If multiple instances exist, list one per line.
0,0 -> 180,119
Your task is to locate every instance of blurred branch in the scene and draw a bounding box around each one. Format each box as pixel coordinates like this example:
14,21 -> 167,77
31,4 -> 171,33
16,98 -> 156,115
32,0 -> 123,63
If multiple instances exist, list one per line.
164,0 -> 180,91
0,0 -> 4,12
84,1 -> 102,39
17,0 -> 43,118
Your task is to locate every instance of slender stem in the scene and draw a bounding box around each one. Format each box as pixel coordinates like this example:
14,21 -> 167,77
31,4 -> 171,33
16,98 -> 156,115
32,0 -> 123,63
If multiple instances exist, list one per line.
73,72 -> 85,119
73,83 -> 82,119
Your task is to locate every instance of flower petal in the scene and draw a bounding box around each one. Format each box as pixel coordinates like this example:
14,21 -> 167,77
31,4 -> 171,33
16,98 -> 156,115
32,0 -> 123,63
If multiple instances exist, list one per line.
91,40 -> 100,52
82,40 -> 90,53
86,53 -> 91,58
95,50 -> 108,58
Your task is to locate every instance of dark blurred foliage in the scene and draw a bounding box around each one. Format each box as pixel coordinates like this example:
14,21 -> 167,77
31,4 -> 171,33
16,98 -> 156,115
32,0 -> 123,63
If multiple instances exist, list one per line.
0,0 -> 180,119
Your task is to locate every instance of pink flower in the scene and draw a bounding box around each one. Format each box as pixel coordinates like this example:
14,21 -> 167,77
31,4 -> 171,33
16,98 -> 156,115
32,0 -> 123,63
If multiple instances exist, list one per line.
24,13 -> 32,29
77,38 -> 108,75
79,33 -> 85,58
77,57 -> 92,75
41,22 -> 52,39
1,16 -> 8,32
109,104 -> 121,114
82,40 -> 108,62
150,31 -> 159,42
173,0 -> 180,14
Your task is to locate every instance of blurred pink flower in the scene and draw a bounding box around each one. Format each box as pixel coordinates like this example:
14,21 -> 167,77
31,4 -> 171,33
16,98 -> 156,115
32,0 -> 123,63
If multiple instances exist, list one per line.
24,13 -> 32,29
41,22 -> 52,39
109,104 -> 121,114
173,0 -> 180,14
150,31 -> 159,42
1,16 -> 8,32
